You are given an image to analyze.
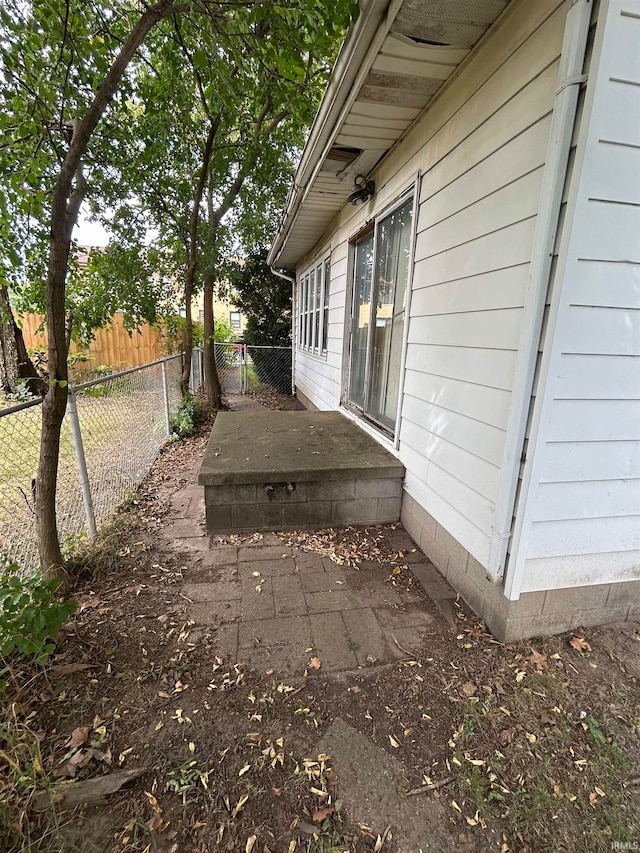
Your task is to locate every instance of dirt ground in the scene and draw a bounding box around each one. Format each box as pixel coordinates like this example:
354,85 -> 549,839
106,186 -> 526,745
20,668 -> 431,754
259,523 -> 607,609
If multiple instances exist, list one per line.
2,403 -> 639,853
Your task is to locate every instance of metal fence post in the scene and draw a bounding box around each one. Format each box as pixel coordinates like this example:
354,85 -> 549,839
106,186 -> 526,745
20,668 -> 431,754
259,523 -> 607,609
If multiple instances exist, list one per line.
67,388 -> 97,538
242,344 -> 247,395
161,360 -> 171,437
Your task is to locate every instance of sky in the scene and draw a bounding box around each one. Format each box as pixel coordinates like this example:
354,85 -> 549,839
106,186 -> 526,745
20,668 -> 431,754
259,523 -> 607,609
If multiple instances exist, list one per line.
74,206 -> 110,247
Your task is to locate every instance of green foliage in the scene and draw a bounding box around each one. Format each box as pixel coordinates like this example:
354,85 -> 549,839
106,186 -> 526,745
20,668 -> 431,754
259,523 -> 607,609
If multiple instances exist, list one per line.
228,250 -> 292,347
169,392 -> 198,441
0,568 -> 77,678
4,380 -> 36,403
163,313 -> 236,353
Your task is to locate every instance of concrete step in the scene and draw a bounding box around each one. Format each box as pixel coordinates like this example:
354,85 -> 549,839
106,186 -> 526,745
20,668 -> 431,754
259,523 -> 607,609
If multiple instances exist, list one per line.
198,411 -> 405,535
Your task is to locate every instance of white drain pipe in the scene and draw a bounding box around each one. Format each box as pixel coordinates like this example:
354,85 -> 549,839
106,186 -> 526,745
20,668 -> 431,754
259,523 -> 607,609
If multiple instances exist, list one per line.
487,0 -> 592,584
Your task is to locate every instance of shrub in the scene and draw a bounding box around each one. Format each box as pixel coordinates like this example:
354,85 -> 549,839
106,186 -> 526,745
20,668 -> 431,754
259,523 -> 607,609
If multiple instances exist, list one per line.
0,569 -> 77,687
170,393 -> 198,441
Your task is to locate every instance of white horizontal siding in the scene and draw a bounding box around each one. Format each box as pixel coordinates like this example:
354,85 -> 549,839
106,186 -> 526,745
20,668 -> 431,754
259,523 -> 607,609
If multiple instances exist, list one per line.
405,343 -> 518,392
292,0 -> 568,568
539,440 -> 640,482
521,549 -> 640,592
403,370 -> 512,431
406,404 -> 506,469
510,0 -> 640,595
571,259 -> 640,308
533,479 -> 640,521
554,354 -> 640,399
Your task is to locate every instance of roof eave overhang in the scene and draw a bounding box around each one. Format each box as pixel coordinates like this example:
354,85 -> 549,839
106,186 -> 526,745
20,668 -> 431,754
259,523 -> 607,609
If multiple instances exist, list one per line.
267,0 -> 391,270
268,0 -> 512,271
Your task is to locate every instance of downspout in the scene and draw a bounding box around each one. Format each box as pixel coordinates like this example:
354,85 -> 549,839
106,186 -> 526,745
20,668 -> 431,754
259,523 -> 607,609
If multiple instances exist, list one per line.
487,0 -> 592,585
270,267 -> 297,395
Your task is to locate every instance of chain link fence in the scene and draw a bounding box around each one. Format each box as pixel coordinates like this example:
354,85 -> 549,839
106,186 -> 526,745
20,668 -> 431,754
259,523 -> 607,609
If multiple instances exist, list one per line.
0,354 -> 183,574
1,344 -> 291,574
208,343 -> 292,396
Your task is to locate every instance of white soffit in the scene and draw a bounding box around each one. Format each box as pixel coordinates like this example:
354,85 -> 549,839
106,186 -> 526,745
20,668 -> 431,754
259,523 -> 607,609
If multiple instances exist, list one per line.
270,0 -> 510,269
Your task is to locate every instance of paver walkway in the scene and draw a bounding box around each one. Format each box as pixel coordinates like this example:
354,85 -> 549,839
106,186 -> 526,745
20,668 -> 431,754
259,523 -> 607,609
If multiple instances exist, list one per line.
160,455 -> 456,675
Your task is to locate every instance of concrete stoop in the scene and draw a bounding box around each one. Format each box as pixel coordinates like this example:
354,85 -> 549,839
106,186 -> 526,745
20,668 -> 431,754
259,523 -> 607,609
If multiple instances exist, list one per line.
198,411 -> 405,535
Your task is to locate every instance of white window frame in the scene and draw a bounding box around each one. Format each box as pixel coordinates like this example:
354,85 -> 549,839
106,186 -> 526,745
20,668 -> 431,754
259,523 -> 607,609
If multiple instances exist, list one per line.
296,254 -> 331,355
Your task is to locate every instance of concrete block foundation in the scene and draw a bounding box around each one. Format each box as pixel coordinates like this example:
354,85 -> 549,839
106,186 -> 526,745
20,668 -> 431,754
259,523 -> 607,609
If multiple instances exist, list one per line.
198,411 -> 404,535
401,490 -> 640,642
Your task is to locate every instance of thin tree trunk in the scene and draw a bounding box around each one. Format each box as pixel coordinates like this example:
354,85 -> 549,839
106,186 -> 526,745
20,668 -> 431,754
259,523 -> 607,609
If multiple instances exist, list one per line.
203,269 -> 222,408
181,273 -> 194,395
180,113 -> 219,396
36,0 -> 177,586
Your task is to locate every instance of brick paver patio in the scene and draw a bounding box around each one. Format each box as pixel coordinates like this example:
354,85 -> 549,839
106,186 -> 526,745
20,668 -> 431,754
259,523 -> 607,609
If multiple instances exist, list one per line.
161,454 -> 456,675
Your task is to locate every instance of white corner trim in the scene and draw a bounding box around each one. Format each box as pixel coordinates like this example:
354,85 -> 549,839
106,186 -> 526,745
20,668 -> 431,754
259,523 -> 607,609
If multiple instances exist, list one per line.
504,0 -> 613,600
486,0 -> 593,588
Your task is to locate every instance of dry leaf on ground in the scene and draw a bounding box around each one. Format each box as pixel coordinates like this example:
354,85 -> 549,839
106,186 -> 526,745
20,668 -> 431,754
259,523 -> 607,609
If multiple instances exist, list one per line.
570,635 -> 592,652
312,806 -> 334,823
66,726 -> 89,748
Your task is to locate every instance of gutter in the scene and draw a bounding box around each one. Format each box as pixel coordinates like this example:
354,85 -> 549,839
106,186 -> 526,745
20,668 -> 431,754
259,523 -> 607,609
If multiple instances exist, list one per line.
267,0 -> 390,269
270,266 -> 297,395
487,0 -> 592,586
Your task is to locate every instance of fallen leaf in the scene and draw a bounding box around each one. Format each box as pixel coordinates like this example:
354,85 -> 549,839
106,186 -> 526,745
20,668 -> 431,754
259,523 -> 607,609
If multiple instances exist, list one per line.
529,649 -> 548,671
540,713 -> 556,726
499,728 -> 516,746
51,663 -> 93,676
66,727 -> 89,748
148,813 -> 163,832
461,682 -> 477,697
308,657 -> 321,670
388,734 -> 400,748
312,806 -> 334,823
232,793 -> 249,818
246,835 -> 257,853
570,635 -> 591,652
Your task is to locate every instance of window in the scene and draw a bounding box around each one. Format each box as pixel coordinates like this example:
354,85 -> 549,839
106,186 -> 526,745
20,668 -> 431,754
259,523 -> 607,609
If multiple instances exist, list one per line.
297,256 -> 330,353
230,311 -> 241,329
346,195 -> 413,433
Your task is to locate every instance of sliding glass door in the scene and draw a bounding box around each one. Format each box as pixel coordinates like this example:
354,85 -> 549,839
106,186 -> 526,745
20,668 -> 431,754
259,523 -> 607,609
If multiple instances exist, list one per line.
346,196 -> 413,433
349,232 -> 374,410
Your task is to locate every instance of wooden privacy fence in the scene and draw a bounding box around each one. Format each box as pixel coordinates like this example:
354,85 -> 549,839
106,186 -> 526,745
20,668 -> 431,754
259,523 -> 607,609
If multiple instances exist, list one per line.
20,313 -> 168,378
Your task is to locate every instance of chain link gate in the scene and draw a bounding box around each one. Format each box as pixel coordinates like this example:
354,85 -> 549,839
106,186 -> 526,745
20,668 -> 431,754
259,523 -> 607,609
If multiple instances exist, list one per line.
207,343 -> 293,396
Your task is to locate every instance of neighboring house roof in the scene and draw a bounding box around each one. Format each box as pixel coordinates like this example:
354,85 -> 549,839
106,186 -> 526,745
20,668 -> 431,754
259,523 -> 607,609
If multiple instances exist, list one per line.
268,0 -> 510,270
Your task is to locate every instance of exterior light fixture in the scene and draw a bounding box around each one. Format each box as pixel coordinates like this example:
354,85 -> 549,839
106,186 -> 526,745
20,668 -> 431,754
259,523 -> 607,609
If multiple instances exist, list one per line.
347,174 -> 375,205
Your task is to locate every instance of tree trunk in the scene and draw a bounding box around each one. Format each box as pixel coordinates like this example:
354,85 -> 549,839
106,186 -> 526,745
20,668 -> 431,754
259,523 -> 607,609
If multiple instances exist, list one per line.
0,286 -> 44,396
181,271 -> 194,396
35,0 -> 177,587
203,269 -> 222,408
0,286 -> 20,394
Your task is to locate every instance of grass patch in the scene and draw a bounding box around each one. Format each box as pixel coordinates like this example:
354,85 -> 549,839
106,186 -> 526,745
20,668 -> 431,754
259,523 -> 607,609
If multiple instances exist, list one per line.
448,639 -> 638,851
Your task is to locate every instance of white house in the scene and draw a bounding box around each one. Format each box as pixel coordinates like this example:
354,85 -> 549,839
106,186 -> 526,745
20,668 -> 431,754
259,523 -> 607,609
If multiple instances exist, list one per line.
268,0 -> 640,641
